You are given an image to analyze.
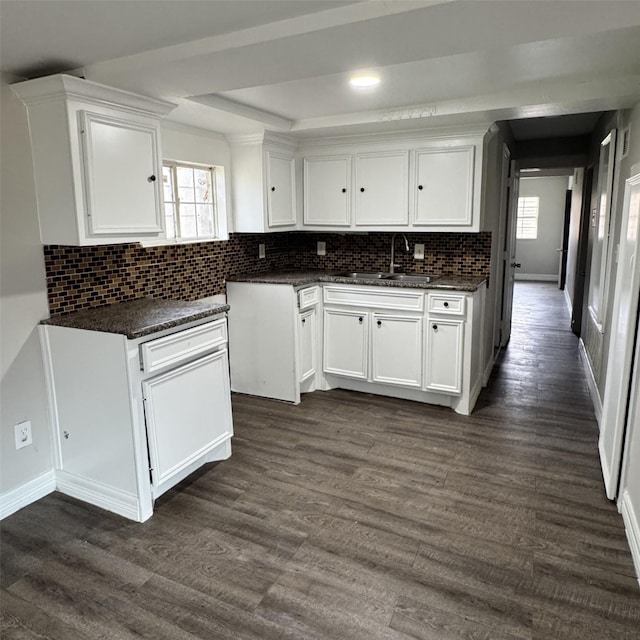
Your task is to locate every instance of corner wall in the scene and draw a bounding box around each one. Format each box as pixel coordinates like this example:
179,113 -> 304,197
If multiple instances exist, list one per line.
0,76 -> 53,504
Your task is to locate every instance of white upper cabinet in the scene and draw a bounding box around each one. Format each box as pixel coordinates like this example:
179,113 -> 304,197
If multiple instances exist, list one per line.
412,146 -> 475,228
12,74 -> 175,245
303,155 -> 351,226
229,133 -> 297,233
354,150 -> 409,226
300,129 -> 486,232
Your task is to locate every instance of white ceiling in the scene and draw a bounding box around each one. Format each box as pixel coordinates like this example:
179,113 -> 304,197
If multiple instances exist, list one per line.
2,0 -> 640,137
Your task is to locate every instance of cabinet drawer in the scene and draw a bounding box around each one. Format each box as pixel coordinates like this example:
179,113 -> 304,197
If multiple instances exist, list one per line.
140,318 -> 227,373
298,286 -> 319,310
323,285 -> 424,312
427,293 -> 466,316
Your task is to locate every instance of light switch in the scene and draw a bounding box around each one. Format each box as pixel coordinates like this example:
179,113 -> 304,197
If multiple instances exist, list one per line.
414,243 -> 425,260
258,243 -> 266,259
317,241 -> 326,256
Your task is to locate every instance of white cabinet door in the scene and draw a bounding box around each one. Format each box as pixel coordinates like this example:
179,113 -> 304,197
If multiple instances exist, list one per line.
371,314 -> 423,387
323,309 -> 368,379
142,349 -> 233,494
266,150 -> 296,227
298,308 -> 317,382
81,111 -> 164,236
354,151 -> 409,226
425,318 -> 464,394
412,146 -> 475,227
304,155 -> 351,226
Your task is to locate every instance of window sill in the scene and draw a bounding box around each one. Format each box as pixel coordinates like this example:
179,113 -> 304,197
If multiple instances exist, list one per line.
140,235 -> 229,248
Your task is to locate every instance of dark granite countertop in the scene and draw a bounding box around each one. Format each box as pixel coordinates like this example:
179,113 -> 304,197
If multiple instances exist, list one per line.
42,298 -> 229,339
227,271 -> 486,292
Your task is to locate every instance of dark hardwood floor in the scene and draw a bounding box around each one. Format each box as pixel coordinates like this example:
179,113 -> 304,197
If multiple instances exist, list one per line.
2,282 -> 639,639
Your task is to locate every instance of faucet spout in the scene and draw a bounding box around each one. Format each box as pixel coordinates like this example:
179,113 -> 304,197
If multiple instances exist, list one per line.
390,233 -> 410,274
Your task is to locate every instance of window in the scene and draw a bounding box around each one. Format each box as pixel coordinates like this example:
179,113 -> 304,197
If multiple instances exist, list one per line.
162,162 -> 226,241
516,196 -> 539,239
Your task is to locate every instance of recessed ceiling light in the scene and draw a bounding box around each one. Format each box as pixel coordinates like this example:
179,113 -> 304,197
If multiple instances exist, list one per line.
349,74 -> 380,89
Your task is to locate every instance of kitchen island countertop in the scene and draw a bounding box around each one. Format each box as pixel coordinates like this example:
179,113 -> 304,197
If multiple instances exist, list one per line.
41,298 -> 229,339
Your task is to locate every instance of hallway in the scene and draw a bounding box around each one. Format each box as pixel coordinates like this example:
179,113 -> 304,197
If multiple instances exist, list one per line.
1,283 -> 639,639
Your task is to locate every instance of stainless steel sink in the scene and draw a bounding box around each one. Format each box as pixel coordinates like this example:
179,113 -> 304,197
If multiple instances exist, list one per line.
337,272 -> 390,280
336,271 -> 438,283
385,274 -> 438,283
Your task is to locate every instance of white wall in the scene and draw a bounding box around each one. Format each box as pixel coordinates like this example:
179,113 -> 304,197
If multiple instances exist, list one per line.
160,121 -> 233,236
516,176 -> 568,279
0,75 -> 53,497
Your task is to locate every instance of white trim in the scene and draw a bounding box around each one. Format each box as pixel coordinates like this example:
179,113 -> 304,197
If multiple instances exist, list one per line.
563,287 -> 573,315
514,273 -> 558,282
619,490 -> 640,588
56,470 -> 144,522
0,470 -> 56,520
579,338 -> 603,426
39,326 -> 64,470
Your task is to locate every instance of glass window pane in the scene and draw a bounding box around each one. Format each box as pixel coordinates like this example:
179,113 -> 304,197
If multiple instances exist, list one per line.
197,204 -> 214,236
177,167 -> 194,188
162,166 -> 175,203
194,169 -> 211,203
179,185 -> 196,203
180,203 -> 197,237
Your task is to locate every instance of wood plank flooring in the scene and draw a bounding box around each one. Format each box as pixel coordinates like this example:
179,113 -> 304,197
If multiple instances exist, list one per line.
2,282 -> 639,639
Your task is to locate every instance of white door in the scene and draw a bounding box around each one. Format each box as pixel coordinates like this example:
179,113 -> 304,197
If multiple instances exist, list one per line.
371,314 -> 422,387
81,112 -> 163,236
425,317 -> 464,394
412,146 -> 475,226
142,349 -> 233,496
298,308 -> 317,382
266,151 -> 296,227
354,151 -> 409,226
323,309 -> 368,379
304,156 -> 351,226
599,168 -> 640,499
500,162 -> 520,347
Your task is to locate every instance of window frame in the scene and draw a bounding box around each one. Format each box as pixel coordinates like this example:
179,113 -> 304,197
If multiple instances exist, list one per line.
157,159 -> 228,245
515,195 -> 540,240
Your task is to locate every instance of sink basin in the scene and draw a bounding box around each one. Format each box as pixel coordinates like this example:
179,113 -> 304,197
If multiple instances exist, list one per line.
336,271 -> 439,283
337,272 -> 389,280
385,274 -> 438,283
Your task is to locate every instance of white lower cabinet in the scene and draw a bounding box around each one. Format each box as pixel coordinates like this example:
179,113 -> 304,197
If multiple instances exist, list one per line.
424,317 -> 463,393
323,309 -> 368,379
40,315 -> 233,522
227,282 -> 320,403
298,308 -> 317,383
143,349 -> 233,497
371,314 -> 422,387
321,283 -> 485,414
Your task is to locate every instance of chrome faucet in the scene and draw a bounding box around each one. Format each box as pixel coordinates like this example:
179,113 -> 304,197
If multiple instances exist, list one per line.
390,233 -> 410,273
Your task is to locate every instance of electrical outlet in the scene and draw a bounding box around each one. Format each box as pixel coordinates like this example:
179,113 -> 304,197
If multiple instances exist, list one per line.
414,243 -> 425,260
317,241 -> 326,256
15,420 -> 32,449
258,243 -> 266,259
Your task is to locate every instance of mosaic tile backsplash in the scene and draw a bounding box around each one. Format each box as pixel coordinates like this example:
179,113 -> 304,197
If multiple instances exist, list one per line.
44,231 -> 491,315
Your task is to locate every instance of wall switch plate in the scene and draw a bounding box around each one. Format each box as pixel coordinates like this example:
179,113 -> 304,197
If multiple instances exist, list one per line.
258,243 -> 266,259
15,420 -> 32,449
414,243 -> 425,260
317,241 -> 326,256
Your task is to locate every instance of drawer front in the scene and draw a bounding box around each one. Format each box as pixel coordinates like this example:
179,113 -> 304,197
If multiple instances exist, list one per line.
140,318 -> 227,373
323,285 -> 424,312
298,286 -> 320,310
427,293 -> 466,316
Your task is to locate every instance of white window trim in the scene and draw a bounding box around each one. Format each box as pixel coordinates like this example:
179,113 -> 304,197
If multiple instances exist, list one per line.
142,160 -> 229,246
516,196 -> 539,240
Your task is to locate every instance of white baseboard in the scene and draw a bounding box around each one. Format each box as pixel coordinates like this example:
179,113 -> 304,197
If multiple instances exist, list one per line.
579,338 -> 603,426
56,470 -> 143,522
0,470 -> 56,520
514,273 -> 558,282
619,489 -> 640,589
